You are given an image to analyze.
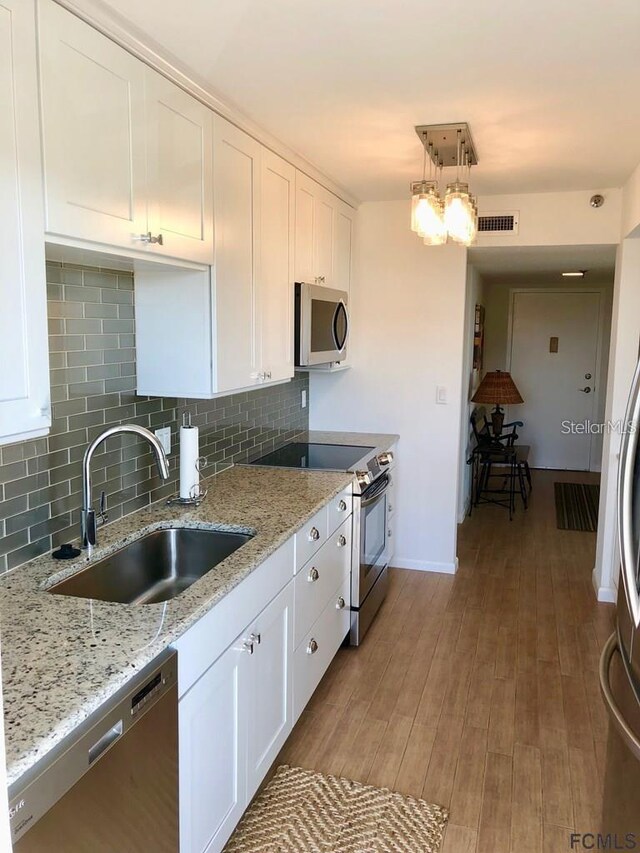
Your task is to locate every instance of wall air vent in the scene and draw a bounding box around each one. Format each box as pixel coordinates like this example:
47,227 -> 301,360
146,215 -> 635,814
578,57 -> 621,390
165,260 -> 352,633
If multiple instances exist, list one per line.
477,211 -> 519,235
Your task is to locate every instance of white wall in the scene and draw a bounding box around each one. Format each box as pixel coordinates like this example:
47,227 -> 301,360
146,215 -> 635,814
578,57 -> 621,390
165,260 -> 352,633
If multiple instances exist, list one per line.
594,238 -> 640,600
477,188 -> 622,247
458,264 -> 484,521
309,200 -> 468,573
594,165 -> 640,601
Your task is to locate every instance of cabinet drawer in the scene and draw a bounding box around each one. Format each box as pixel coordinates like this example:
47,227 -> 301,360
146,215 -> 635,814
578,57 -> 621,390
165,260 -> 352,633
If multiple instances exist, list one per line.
293,577 -> 350,721
295,506 -> 328,573
294,517 -> 351,648
327,485 -> 352,535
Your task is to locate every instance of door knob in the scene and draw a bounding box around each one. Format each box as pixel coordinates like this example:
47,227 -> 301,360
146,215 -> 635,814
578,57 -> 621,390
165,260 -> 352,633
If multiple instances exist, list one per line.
579,386 -> 592,393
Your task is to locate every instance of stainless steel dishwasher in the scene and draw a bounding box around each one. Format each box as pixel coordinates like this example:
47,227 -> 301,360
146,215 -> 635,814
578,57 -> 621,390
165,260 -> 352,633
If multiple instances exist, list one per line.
9,649 -> 178,852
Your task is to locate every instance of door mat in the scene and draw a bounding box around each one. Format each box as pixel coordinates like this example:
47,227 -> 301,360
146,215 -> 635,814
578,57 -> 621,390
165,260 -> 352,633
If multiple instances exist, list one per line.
224,764 -> 449,853
554,482 -> 600,532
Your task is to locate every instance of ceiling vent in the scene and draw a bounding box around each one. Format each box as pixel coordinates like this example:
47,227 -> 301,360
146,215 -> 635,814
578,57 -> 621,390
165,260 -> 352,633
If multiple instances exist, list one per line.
477,211 -> 519,235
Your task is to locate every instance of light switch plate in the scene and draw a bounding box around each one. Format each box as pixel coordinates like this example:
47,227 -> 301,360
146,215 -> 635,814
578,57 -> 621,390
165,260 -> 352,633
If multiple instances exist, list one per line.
155,426 -> 171,454
436,385 -> 447,405
301,389 -> 307,409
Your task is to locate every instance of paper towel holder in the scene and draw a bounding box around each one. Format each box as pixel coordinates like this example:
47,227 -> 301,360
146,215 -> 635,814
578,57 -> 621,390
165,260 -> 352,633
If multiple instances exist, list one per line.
167,455 -> 209,507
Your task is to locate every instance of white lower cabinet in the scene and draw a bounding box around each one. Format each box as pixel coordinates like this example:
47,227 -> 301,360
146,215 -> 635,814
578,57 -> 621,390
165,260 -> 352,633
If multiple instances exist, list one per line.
179,639 -> 248,853
293,577 -> 351,721
176,492 -> 352,852
246,582 -> 293,800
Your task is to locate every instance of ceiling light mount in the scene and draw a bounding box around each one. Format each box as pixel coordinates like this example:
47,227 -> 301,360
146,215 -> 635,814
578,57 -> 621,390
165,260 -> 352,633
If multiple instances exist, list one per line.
414,123 -> 478,168
590,194 -> 604,208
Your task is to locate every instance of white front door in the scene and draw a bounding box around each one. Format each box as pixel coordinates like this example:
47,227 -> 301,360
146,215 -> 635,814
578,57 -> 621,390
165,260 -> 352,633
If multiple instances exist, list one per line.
509,290 -> 601,470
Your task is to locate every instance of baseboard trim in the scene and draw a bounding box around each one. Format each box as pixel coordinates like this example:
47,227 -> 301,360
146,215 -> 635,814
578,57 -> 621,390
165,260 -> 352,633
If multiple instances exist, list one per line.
592,566 -> 617,603
393,557 -> 458,575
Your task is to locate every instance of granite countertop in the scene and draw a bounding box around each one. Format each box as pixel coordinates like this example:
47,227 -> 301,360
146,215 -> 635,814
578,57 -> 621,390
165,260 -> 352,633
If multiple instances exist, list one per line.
1,430 -> 397,790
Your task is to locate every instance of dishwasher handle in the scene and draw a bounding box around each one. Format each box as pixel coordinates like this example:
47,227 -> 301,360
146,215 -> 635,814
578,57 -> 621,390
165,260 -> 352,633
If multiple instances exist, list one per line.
88,720 -> 123,765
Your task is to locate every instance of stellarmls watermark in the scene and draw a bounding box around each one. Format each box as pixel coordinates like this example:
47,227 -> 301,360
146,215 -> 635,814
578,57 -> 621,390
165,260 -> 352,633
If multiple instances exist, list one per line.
561,420 -> 637,435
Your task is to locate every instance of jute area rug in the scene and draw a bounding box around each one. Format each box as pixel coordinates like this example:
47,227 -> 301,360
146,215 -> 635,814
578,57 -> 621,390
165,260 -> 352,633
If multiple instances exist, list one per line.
224,765 -> 449,853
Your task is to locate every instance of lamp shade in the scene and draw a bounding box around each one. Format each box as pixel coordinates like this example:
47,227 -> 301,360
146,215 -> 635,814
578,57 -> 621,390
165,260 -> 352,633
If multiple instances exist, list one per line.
471,370 -> 524,405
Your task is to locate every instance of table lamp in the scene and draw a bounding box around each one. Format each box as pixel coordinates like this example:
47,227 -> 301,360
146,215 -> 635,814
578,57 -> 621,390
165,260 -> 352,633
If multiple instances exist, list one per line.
471,370 -> 524,436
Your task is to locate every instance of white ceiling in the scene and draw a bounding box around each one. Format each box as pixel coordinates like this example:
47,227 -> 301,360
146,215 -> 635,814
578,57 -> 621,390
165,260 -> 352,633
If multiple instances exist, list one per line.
469,244 -> 617,284
95,0 -> 640,201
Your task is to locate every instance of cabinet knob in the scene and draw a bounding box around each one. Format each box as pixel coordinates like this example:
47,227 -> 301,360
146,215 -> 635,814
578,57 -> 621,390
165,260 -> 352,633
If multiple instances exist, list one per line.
338,499 -> 347,511
249,632 -> 261,645
337,534 -> 347,547
388,503 -> 393,513
315,275 -> 326,284
308,567 -> 319,583
388,529 -> 392,537
307,638 -> 318,655
336,596 -> 346,610
134,232 -> 152,244
242,639 -> 255,655
309,526 -> 320,541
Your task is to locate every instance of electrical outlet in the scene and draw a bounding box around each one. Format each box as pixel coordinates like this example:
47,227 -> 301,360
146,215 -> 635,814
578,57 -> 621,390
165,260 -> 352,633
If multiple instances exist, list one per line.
155,426 -> 171,454
301,389 -> 307,409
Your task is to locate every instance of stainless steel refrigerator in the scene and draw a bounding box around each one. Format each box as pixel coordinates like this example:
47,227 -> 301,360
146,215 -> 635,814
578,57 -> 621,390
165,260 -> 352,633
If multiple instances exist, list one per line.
601,359 -> 640,839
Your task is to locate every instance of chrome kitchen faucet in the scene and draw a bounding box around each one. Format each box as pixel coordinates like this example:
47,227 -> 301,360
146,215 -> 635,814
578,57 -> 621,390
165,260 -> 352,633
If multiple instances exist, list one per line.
81,424 -> 170,552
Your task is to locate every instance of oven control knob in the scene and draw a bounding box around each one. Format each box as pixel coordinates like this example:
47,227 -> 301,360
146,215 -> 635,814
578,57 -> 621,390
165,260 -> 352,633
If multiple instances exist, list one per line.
377,451 -> 394,466
355,470 -> 371,488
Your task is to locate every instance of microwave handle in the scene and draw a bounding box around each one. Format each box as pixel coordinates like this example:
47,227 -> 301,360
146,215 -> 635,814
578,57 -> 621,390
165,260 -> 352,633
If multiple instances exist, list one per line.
332,301 -> 349,352
619,358 -> 640,628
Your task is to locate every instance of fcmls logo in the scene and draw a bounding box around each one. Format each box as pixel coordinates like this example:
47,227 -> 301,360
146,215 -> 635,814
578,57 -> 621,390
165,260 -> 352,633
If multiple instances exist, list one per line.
570,833 -> 639,850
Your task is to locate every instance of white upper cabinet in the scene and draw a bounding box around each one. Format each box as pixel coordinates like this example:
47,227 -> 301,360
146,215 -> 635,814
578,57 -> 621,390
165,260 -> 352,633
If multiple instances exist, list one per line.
136,121 -> 296,398
213,117 -> 261,393
294,170 -> 354,293
258,149 -> 295,385
0,0 -> 50,445
38,0 -> 147,249
38,0 -> 213,264
144,67 -> 213,264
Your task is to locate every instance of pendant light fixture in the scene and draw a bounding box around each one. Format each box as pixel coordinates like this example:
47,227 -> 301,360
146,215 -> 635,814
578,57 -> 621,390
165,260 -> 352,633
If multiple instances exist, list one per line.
410,136 -> 446,245
410,123 -> 478,247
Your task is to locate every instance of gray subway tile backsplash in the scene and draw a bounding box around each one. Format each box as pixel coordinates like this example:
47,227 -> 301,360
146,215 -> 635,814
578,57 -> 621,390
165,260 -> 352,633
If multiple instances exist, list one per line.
0,261 -> 308,574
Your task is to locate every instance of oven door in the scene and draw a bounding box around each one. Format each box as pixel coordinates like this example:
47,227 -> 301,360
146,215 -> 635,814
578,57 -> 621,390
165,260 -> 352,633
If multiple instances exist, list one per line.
295,282 -> 349,366
357,474 -> 390,603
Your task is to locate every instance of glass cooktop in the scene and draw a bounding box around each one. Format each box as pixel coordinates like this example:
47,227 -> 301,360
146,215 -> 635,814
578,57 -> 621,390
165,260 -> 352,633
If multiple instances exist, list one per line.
251,442 -> 374,471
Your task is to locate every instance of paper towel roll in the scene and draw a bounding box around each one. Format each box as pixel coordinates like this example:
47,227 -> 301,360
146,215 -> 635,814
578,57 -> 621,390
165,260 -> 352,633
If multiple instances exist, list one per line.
179,425 -> 200,499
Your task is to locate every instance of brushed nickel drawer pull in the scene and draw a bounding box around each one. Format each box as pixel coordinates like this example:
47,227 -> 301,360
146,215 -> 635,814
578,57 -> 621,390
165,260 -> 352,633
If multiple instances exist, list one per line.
338,499 -> 347,511
336,596 -> 346,610
337,534 -> 347,547
307,638 -> 318,655
249,632 -> 261,645
242,639 -> 255,654
309,526 -> 320,541
308,567 -> 319,582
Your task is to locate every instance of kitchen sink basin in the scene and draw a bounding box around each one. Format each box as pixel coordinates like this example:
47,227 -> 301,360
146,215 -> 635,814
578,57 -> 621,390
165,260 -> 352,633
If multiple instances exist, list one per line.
49,526 -> 254,605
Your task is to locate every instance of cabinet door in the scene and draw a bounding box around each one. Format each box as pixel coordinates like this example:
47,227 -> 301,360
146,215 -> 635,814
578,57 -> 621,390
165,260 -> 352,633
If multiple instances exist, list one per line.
38,0 -> 147,248
246,581 -> 293,800
294,171 -> 316,284
0,0 -> 50,445
145,68 -> 214,264
258,149 -> 295,384
179,641 -> 248,853
334,204 -> 354,296
213,117 -> 261,393
314,188 -> 335,287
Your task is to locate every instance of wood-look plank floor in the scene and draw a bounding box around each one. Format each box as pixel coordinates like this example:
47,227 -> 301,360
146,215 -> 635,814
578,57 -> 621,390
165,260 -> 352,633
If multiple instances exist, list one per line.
277,470 -> 615,853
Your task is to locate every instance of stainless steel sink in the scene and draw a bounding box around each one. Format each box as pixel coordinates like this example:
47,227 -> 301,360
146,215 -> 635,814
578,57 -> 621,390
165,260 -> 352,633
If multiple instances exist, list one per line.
49,527 -> 253,605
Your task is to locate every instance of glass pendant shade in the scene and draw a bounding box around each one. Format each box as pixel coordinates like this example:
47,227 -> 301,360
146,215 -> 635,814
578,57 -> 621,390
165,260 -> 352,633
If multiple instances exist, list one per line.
444,181 -> 477,246
411,181 -> 446,245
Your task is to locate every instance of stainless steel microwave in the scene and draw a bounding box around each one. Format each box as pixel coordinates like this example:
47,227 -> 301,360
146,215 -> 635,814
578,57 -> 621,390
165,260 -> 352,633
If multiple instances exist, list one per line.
295,282 -> 349,366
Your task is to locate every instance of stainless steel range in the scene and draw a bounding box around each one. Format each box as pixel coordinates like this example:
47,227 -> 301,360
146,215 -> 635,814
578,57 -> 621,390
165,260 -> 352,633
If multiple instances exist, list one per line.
251,442 -> 394,644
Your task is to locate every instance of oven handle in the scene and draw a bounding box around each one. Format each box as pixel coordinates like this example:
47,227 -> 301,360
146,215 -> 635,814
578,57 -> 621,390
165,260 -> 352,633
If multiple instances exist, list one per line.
360,477 -> 390,507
